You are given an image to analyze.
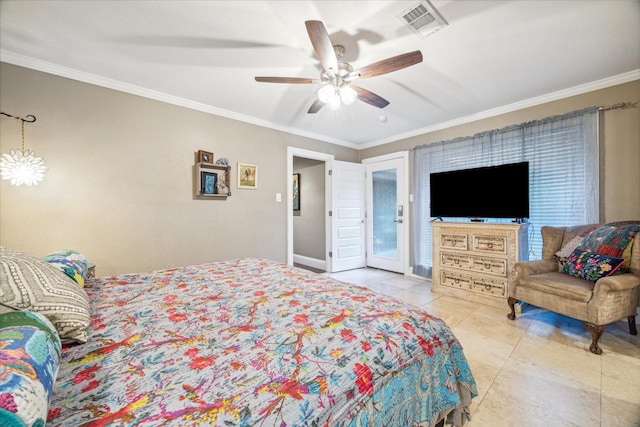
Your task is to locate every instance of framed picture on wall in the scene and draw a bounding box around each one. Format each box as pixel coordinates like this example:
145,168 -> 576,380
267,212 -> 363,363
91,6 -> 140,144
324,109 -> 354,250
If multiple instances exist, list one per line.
198,150 -> 214,164
293,173 -> 300,211
238,163 -> 257,189
200,171 -> 217,195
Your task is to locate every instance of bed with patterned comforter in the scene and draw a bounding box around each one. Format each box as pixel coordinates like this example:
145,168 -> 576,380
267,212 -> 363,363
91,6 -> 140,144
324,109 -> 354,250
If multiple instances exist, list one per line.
48,258 -> 477,426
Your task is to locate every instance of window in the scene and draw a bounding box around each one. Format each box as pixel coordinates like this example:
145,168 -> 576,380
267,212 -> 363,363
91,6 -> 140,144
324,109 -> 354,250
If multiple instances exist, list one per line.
412,107 -> 599,278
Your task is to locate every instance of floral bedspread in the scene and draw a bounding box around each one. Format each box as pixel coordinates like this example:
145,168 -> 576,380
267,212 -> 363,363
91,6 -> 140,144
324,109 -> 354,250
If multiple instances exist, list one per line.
48,258 -> 477,426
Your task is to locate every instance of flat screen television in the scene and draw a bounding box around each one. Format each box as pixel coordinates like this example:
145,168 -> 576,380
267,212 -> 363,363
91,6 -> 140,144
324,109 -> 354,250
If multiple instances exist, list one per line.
430,161 -> 529,220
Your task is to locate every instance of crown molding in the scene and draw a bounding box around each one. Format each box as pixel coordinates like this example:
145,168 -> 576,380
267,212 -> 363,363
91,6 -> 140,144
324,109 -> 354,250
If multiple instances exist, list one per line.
2,50 -> 637,151
361,69 -> 640,149
0,50 -> 358,149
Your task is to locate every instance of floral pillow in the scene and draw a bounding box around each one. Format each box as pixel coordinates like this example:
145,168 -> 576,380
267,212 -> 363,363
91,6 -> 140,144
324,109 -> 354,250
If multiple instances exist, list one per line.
42,249 -> 88,287
560,248 -> 625,283
0,310 -> 61,427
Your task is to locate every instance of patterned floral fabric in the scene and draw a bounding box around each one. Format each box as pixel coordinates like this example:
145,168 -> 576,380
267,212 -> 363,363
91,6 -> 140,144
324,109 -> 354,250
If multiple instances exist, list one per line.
0,310 -> 62,427
561,248 -> 625,283
42,250 -> 89,288
48,258 -> 477,426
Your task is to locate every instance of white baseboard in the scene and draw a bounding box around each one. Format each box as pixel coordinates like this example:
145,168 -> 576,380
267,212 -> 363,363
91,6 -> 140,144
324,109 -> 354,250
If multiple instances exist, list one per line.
293,255 -> 326,271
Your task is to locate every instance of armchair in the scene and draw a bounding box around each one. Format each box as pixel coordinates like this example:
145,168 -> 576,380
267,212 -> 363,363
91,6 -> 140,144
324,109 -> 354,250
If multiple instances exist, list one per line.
507,223 -> 639,354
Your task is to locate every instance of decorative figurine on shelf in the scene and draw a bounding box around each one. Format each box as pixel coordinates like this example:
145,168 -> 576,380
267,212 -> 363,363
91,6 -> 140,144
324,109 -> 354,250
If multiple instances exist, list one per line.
216,170 -> 229,195
215,157 -> 229,166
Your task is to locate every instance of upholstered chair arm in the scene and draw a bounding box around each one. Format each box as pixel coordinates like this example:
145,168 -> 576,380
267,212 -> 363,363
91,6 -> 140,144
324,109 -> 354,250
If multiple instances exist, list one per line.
594,273 -> 640,293
514,259 -> 558,279
590,273 -> 640,324
510,260 -> 559,297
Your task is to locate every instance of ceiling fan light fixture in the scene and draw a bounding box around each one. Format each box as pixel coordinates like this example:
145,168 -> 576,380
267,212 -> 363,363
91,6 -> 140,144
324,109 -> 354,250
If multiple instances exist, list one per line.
339,85 -> 357,105
256,20 -> 423,115
318,84 -> 337,104
326,94 -> 342,111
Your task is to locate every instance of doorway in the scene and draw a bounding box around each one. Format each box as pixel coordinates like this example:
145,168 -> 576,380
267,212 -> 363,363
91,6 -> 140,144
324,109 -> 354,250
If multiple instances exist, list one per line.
292,157 -> 326,270
287,147 -> 333,271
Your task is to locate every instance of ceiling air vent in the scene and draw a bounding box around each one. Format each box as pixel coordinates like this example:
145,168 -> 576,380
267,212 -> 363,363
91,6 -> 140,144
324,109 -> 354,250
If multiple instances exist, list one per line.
399,1 -> 448,39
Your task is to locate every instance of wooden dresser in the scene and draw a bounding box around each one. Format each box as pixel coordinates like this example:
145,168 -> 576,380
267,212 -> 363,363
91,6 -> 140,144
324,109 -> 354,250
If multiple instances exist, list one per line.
431,222 -> 528,309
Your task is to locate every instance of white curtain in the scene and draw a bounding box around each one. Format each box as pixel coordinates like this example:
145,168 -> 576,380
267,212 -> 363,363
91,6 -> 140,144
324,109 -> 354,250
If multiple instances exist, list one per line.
412,107 -> 599,278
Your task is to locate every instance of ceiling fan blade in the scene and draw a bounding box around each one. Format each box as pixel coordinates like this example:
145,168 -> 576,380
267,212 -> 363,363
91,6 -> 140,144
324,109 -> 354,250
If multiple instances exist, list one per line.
305,20 -> 338,74
347,50 -> 423,81
307,99 -> 324,114
352,86 -> 390,109
255,77 -> 320,84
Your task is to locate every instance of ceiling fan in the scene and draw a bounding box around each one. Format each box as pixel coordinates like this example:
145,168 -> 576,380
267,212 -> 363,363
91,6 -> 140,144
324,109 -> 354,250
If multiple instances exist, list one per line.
255,20 -> 423,114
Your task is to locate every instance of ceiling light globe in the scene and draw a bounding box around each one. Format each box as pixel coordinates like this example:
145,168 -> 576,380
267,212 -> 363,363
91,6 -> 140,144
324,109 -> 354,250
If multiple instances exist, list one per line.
327,96 -> 342,111
339,85 -> 357,105
318,85 -> 337,104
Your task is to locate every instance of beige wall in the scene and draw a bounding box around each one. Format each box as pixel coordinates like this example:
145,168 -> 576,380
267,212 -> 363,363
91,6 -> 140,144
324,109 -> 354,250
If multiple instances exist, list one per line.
360,80 -> 640,223
2,63 -> 638,276
0,63 -> 358,275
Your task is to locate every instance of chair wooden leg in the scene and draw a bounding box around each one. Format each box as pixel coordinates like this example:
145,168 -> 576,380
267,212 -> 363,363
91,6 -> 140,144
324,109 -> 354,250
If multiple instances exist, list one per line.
629,316 -> 638,335
507,297 -> 519,320
584,322 -> 605,354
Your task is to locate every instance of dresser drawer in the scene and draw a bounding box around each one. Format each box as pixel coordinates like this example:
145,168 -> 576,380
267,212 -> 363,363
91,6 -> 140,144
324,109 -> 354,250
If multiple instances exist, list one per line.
441,252 -> 471,268
469,256 -> 507,276
440,270 -> 472,290
472,234 -> 507,254
471,276 -> 507,297
440,233 -> 468,250
441,269 -> 507,296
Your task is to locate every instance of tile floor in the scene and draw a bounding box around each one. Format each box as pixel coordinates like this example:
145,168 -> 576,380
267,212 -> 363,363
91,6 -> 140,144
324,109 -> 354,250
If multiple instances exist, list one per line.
326,267 -> 640,427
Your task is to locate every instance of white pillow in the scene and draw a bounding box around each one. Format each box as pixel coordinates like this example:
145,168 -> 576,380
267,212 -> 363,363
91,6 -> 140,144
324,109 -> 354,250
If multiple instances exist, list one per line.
555,235 -> 584,260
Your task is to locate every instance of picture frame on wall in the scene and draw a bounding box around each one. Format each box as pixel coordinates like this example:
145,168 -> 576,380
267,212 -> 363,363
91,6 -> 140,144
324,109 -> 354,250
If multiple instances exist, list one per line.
198,150 -> 214,164
292,173 -> 300,211
200,171 -> 217,195
238,163 -> 258,189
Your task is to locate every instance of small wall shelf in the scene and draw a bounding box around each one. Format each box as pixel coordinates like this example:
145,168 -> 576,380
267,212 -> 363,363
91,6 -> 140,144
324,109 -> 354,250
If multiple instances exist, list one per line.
195,162 -> 231,198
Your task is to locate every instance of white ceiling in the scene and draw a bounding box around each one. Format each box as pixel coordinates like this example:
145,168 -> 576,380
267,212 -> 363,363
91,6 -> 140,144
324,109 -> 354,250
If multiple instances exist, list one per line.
1,0 -> 638,149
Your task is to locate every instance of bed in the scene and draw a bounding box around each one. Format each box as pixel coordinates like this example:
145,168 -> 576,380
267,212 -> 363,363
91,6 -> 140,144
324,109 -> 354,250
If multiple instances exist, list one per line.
1,252 -> 477,427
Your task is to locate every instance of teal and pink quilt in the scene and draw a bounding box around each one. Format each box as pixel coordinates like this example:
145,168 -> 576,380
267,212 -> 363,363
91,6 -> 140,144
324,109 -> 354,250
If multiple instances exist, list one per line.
48,258 -> 477,426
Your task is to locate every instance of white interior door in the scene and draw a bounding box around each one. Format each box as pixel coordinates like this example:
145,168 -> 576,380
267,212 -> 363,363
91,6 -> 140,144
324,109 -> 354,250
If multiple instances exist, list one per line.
365,157 -> 405,273
331,161 -> 366,272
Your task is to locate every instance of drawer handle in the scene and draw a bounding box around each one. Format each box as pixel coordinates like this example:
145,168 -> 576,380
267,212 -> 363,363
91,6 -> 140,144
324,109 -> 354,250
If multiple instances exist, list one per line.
487,242 -> 494,248
484,284 -> 492,290
454,259 -> 459,264
484,263 -> 491,269
454,279 -> 460,284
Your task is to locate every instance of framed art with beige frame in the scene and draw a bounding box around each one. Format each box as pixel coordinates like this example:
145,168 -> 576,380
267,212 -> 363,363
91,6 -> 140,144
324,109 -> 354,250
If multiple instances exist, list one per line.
238,163 -> 257,189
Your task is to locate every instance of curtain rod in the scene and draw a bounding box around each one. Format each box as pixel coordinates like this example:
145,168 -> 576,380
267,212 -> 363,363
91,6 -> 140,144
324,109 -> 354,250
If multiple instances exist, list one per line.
598,101 -> 637,111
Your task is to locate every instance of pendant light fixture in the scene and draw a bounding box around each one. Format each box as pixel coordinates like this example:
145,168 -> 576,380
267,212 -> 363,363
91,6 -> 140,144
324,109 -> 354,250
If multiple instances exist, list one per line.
0,112 -> 46,186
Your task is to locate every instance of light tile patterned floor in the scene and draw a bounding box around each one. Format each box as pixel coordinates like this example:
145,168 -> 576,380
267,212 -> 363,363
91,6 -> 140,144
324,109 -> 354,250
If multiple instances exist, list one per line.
327,267 -> 640,427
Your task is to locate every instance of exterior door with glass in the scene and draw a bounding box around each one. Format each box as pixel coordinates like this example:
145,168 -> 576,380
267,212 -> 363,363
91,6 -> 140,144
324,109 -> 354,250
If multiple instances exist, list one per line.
365,157 -> 405,273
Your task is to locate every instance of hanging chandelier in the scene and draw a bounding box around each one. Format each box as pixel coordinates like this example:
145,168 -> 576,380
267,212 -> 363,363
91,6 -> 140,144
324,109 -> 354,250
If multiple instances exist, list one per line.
0,112 -> 46,186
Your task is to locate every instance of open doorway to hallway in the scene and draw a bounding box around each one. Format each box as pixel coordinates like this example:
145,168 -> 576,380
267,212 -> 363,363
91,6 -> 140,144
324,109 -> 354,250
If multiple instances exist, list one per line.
292,156 -> 327,272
